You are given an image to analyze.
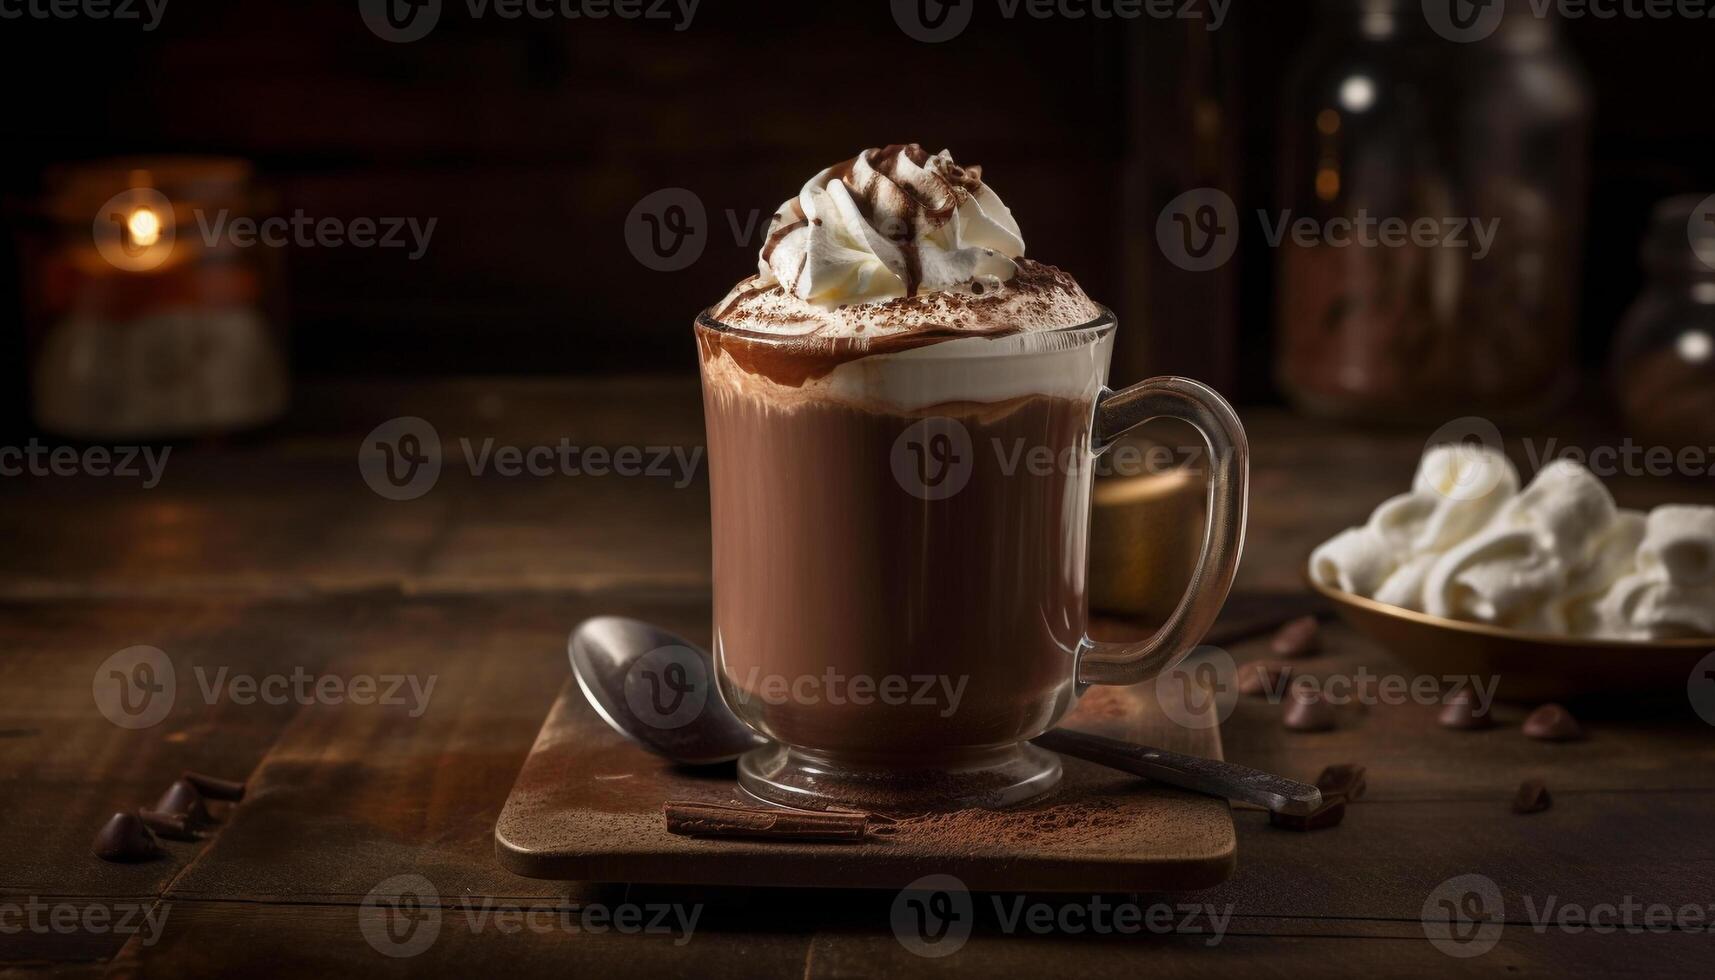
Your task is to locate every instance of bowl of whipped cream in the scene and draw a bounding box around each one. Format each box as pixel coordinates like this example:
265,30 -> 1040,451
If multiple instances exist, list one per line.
1307,445 -> 1715,700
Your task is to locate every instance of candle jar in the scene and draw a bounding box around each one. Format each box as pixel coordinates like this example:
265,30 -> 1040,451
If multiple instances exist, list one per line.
1610,195 -> 1715,450
1276,0 -> 1591,423
20,158 -> 288,440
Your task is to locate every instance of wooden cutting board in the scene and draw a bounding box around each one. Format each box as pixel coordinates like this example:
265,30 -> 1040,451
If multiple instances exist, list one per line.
495,676 -> 1236,892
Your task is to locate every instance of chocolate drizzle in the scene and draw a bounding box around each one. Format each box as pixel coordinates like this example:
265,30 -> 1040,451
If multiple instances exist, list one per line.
698,319 -> 994,388
746,141 -> 1045,317
790,252 -> 808,294
722,148 -> 1090,373
760,214 -> 807,266
898,241 -> 922,298
862,143 -> 967,230
772,143 -> 988,299
855,144 -> 967,297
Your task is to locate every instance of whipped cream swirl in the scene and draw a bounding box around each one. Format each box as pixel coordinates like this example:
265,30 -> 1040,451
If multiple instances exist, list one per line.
1310,446 -> 1715,640
756,144 -> 1025,307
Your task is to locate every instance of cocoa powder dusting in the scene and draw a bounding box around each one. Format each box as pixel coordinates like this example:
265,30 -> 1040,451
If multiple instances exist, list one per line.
704,259 -> 1104,386
893,798 -> 1131,848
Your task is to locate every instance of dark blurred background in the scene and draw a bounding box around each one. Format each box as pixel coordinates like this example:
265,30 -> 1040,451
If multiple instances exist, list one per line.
2,0 -> 1712,440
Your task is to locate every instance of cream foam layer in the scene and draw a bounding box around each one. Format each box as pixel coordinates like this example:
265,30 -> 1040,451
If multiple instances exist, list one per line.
702,328 -> 1114,415
714,258 -> 1104,340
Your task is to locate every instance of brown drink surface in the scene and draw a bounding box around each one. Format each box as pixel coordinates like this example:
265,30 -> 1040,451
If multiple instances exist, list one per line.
699,327 -> 1096,763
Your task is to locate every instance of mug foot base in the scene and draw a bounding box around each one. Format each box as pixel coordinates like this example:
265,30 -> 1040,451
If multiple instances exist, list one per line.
737,742 -> 1062,814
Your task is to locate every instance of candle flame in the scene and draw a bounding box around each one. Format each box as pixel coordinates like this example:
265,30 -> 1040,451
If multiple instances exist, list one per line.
127,207 -> 162,248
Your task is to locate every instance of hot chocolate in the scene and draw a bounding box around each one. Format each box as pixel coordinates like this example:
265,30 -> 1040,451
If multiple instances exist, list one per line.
699,145 -> 1248,811
699,322 -> 1108,761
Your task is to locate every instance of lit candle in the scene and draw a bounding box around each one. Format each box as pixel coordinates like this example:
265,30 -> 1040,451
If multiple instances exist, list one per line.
89,170 -> 182,277
27,157 -> 287,438
125,202 -> 161,248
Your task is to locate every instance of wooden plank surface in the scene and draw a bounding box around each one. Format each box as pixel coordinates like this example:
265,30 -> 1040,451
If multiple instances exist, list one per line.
0,599 -> 321,896
158,594 -> 709,907
99,894 -> 1715,979
1217,625 -> 1715,798
0,378 -> 710,600
4,379 -> 1714,977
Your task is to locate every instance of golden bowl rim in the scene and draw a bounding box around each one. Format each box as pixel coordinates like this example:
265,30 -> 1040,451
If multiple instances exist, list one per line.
1306,573 -> 1715,653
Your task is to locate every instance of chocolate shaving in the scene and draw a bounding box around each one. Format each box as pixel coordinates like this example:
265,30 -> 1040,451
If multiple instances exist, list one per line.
1269,616 -> 1321,658
1283,689 -> 1336,732
92,812 -> 161,863
182,770 -> 246,801
1238,662 -> 1293,697
1522,704 -> 1585,742
1512,779 -> 1552,814
1315,764 -> 1368,802
663,801 -> 867,842
1270,798 -> 1347,831
1438,688 -> 1495,730
137,808 -> 202,842
154,779 -> 214,828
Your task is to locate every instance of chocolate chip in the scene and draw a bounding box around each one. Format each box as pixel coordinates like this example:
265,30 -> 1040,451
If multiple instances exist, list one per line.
1270,798 -> 1347,831
1438,688 -> 1495,730
1522,704 -> 1585,742
181,770 -> 246,802
137,808 -> 202,842
1269,616 -> 1321,659
154,779 -> 214,828
1238,662 -> 1294,697
1315,763 -> 1367,802
1512,779 -> 1552,814
92,812 -> 161,862
1283,689 -> 1336,732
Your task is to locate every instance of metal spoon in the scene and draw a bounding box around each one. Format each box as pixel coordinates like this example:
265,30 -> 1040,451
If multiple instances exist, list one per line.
568,616 -> 766,765
568,617 -> 1323,815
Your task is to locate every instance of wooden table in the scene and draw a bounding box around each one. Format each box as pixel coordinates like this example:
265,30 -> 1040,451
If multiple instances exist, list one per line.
4,378 -> 1712,977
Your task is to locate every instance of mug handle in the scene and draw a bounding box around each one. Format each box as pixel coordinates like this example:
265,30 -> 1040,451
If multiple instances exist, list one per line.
1078,377 -> 1249,686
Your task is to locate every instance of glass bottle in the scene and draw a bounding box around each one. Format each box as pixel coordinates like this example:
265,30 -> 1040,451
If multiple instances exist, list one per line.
1276,0 -> 1591,423
1611,195 -> 1715,450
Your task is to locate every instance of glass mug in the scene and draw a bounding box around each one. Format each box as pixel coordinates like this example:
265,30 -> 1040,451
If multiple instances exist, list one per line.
696,307 -> 1247,811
